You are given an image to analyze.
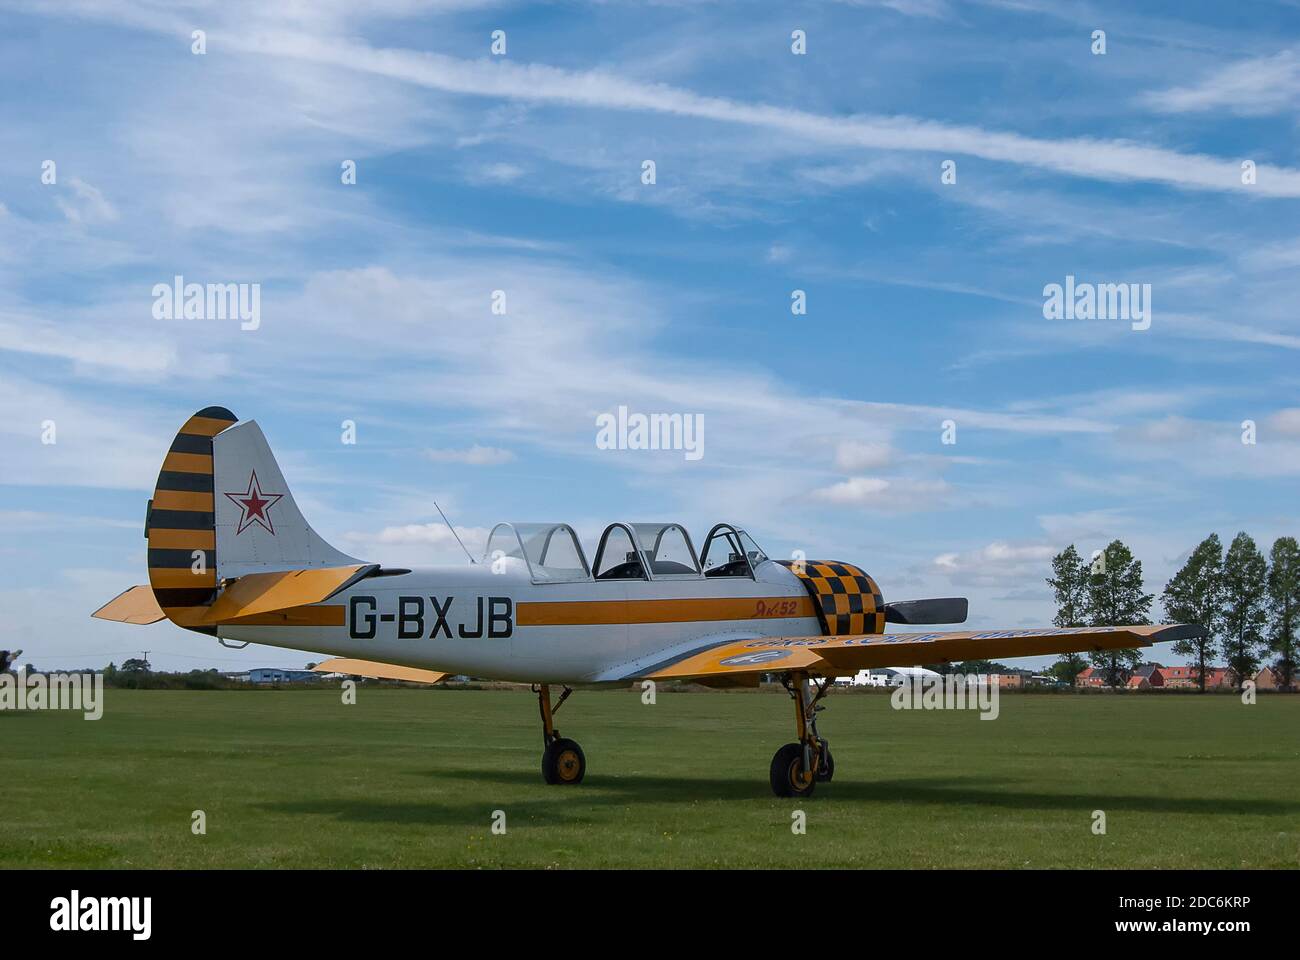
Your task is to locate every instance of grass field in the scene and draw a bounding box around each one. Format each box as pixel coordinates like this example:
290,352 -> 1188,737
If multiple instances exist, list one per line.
2,687 -> 1298,868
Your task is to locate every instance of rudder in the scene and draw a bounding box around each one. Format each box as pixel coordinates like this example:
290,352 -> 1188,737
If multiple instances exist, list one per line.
145,406 -> 239,631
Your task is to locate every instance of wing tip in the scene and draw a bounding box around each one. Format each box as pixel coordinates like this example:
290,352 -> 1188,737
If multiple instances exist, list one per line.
1150,623 -> 1207,644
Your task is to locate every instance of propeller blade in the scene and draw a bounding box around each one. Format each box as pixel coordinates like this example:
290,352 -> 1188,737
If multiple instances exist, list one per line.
883,597 -> 968,625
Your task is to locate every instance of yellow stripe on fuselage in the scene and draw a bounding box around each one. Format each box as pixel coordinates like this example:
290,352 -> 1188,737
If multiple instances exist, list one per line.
517,595 -> 815,627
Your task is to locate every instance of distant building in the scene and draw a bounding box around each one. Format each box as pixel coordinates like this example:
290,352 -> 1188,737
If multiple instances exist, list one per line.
1253,666 -> 1296,691
1075,666 -> 1114,687
841,667 -> 942,687
1126,663 -> 1165,689
248,668 -> 318,684
1161,665 -> 1230,689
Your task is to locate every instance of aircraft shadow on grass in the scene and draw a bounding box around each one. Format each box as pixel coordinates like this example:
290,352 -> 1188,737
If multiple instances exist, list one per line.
253,769 -> 1300,827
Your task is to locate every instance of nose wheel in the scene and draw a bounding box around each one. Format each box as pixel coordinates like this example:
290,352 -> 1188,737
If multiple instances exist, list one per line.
535,684 -> 585,785
770,673 -> 833,797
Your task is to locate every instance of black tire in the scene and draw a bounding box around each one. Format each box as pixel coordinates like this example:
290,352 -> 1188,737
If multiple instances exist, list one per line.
816,741 -> 835,782
542,737 -> 586,785
769,742 -> 816,798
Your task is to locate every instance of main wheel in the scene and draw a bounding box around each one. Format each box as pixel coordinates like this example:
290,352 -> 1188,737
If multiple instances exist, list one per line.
542,737 -> 586,785
815,740 -> 835,782
769,742 -> 816,798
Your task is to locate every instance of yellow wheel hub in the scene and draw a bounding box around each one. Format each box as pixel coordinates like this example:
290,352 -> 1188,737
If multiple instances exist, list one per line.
557,749 -> 581,781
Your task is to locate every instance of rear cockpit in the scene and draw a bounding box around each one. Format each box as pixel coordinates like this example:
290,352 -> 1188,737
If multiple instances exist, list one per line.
483,521 -> 769,584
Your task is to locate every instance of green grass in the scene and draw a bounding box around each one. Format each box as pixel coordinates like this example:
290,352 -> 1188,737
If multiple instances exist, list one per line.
2,688 -> 1298,868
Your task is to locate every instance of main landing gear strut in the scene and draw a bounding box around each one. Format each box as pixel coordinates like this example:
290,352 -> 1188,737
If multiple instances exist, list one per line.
535,683 -> 586,785
770,672 -> 835,798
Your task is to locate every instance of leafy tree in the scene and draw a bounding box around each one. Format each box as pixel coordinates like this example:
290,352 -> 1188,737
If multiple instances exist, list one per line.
1162,534 -> 1224,693
1266,536 -> 1300,691
955,659 -> 1011,674
1221,532 -> 1269,686
121,658 -> 151,674
1046,544 -> 1090,683
1048,653 -> 1088,685
1084,539 -> 1151,686
1046,545 -> 1089,627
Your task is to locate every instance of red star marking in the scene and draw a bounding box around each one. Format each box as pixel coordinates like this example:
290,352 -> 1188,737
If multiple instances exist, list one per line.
223,470 -> 285,536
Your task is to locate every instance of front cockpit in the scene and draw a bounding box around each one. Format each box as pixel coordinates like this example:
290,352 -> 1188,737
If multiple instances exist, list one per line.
482,521 -> 770,584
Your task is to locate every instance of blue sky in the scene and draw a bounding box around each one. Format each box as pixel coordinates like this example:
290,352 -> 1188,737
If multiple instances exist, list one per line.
2,0 -> 1298,672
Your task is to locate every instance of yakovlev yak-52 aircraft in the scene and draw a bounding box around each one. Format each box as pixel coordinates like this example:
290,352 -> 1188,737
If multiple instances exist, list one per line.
94,408 -> 1203,797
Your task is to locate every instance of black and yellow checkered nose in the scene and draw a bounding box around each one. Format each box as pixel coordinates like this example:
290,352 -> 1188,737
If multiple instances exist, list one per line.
777,560 -> 885,636
145,406 -> 238,631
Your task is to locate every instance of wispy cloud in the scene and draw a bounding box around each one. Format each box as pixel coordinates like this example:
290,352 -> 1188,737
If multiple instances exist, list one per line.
425,445 -> 515,465
1142,49 -> 1300,116
246,31 -> 1300,197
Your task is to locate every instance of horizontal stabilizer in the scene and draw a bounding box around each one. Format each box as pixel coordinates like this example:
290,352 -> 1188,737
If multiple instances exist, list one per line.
312,658 -> 449,685
884,597 -> 968,625
200,564 -> 375,625
92,586 -> 166,625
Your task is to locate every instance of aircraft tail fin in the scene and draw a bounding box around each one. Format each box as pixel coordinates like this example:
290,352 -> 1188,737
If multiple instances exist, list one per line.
210,417 -> 361,580
140,406 -> 362,632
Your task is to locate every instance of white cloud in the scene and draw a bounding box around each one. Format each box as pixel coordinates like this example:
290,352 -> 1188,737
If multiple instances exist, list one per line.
811,475 -> 949,512
928,540 -> 1057,588
833,439 -> 894,472
0,375 -> 171,490
1270,409 -> 1300,437
425,445 -> 515,465
812,476 -> 891,504
355,523 -> 489,547
1036,509 -> 1139,544
55,177 -> 119,225
0,312 -> 178,378
172,27 -> 1300,198
471,162 -> 526,183
1142,50 -> 1300,116
341,522 -> 490,567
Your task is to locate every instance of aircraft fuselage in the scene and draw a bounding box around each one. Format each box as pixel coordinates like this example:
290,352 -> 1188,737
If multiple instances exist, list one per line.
219,560 -> 823,684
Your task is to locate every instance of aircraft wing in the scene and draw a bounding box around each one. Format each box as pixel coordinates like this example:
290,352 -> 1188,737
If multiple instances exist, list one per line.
311,657 -> 449,685
632,624 -> 1203,683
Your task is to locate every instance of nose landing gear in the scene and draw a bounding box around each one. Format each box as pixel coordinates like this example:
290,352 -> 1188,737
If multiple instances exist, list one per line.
535,683 -> 586,785
770,672 -> 834,797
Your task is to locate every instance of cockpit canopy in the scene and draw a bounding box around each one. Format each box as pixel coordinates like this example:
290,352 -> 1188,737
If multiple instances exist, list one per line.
484,522 -> 590,583
482,521 -> 768,584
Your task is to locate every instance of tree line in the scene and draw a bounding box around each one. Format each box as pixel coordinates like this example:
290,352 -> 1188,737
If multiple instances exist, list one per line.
1045,533 -> 1300,691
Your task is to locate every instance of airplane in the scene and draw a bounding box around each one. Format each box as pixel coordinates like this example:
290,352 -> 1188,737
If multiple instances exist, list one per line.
93,407 -> 1204,797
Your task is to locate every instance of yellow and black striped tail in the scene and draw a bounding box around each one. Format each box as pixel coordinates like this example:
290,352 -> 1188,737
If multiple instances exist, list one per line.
145,406 -> 239,634
777,560 -> 885,636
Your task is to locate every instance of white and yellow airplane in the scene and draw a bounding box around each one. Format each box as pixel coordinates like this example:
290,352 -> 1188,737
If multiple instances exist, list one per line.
94,407 -> 1202,796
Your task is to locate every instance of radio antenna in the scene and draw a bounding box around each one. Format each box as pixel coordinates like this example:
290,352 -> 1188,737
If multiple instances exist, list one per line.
434,500 -> 476,564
